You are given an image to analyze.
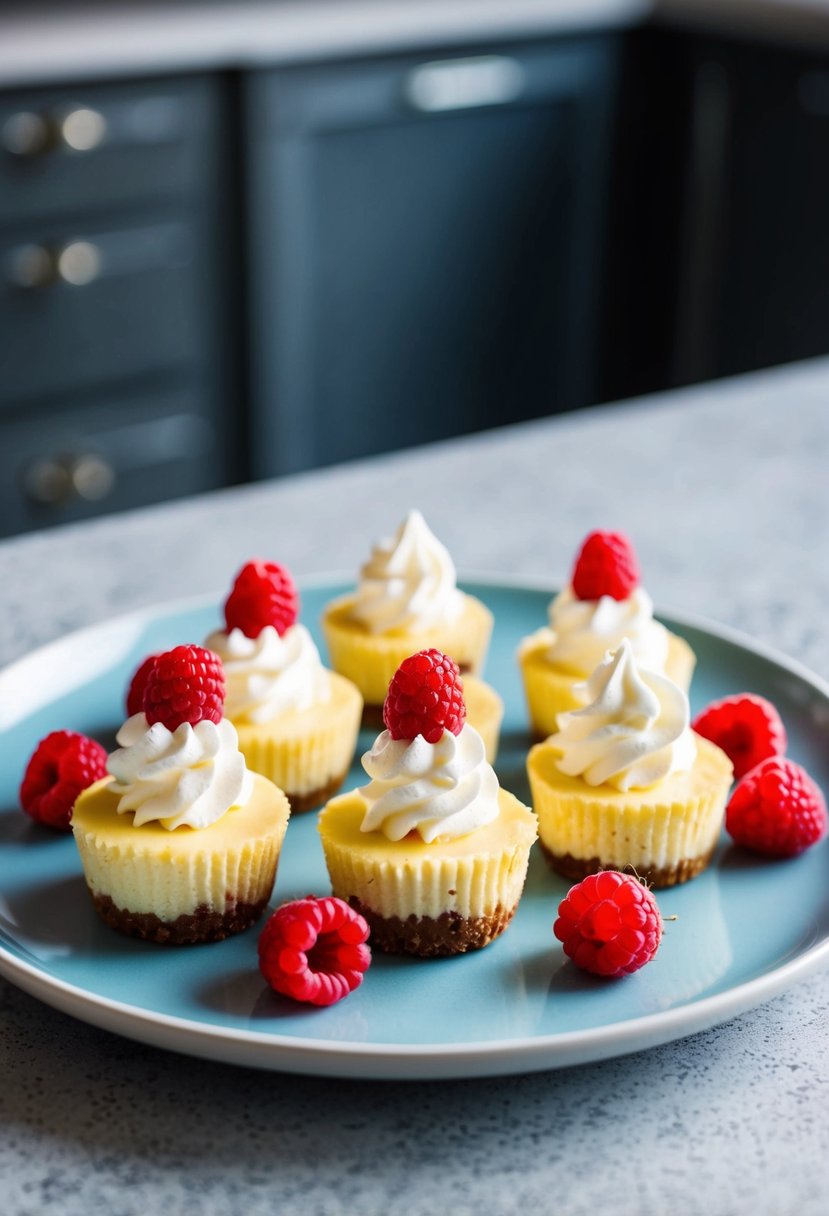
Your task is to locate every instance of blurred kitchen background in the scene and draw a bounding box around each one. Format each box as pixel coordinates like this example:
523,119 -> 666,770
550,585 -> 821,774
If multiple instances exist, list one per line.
0,0 -> 826,537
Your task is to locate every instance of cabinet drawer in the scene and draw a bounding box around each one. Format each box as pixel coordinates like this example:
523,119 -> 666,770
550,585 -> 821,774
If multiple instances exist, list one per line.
0,216 -> 203,406
0,387 -> 226,537
0,76 -> 219,224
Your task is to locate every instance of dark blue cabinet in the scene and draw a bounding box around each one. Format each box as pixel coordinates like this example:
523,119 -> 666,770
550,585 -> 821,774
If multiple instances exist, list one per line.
0,35 -> 627,532
244,38 -> 619,477
670,34 -> 829,386
6,25 -> 829,537
1,217 -> 204,406
0,74 -> 236,536
0,385 -> 224,535
0,76 -> 217,222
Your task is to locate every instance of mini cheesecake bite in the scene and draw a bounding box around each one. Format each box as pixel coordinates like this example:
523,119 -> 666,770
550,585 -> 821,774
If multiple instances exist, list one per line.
318,649 -> 537,957
72,644 -> 291,944
527,638 -> 732,888
204,559 -> 362,813
518,530 -> 696,739
321,510 -> 494,715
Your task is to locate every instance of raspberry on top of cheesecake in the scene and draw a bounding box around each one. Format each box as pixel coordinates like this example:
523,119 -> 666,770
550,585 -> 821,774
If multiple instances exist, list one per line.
72,644 -> 291,945
318,649 -> 536,957
519,530 -> 696,739
202,559 -> 362,814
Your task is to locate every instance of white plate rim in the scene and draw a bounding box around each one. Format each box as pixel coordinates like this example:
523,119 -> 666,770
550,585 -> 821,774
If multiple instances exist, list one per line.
1,573 -> 828,1080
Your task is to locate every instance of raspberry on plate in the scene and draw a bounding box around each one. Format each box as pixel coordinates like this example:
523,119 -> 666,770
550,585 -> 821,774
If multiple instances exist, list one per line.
383,648 -> 466,744
571,530 -> 640,602
725,756 -> 827,858
125,653 -> 159,717
258,896 -> 371,1006
692,693 -> 787,781
554,870 -> 662,977
20,730 -> 108,831
143,644 -> 226,732
224,559 -> 300,639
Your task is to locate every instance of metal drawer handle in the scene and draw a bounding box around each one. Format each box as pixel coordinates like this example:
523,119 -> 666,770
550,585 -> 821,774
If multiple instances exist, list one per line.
23,453 -> 115,507
2,106 -> 106,156
8,240 -> 101,288
405,55 -> 525,112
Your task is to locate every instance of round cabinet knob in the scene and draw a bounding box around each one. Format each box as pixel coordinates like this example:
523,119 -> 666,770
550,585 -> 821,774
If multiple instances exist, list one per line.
56,240 -> 101,286
23,453 -> 115,507
22,456 -> 73,506
1,105 -> 106,158
7,240 -> 102,289
1,110 -> 51,157
69,453 -> 115,501
58,106 -> 106,152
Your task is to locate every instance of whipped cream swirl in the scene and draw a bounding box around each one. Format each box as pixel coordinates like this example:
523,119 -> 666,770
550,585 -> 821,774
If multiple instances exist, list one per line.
107,713 -> 253,830
552,639 -> 696,791
546,585 -> 669,676
359,724 -> 499,842
204,624 -> 331,723
350,509 -> 464,635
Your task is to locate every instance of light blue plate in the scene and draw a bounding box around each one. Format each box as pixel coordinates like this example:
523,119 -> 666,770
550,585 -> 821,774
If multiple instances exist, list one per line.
0,577 -> 827,1080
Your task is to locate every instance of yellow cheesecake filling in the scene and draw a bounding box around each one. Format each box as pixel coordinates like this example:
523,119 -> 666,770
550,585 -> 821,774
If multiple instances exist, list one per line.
234,671 -> 362,797
72,773 -> 290,920
527,734 -> 732,871
520,628 -> 696,740
321,593 -> 493,706
458,675 -> 503,764
318,788 -> 537,921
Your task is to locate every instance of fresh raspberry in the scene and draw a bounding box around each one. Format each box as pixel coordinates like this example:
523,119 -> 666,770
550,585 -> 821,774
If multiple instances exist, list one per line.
571,530 -> 640,601
258,896 -> 371,1006
554,870 -> 662,977
143,644 -> 225,731
20,730 -> 108,831
125,653 -> 159,717
223,560 -> 299,639
383,649 -> 466,744
725,757 -> 827,858
692,693 -> 787,781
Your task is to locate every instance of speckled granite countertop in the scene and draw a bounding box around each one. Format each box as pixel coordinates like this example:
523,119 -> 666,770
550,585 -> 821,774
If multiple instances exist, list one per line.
2,358 -> 828,1215
0,0 -> 648,88
4,0 -> 829,91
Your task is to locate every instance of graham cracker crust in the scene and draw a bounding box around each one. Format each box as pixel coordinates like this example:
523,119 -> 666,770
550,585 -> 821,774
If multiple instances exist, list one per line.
361,703 -> 387,731
539,841 -> 716,889
288,769 -> 350,815
348,897 -> 517,957
91,892 -> 270,945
